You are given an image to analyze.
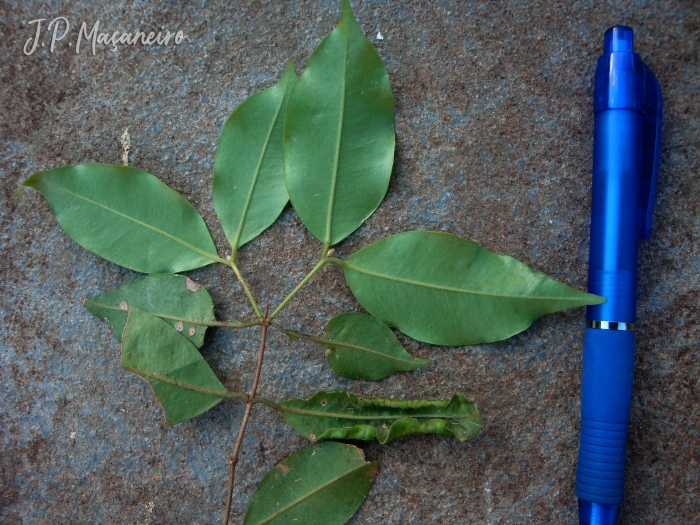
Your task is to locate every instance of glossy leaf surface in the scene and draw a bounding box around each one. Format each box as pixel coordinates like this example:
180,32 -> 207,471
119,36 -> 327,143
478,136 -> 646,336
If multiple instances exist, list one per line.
321,312 -> 429,380
344,230 -> 605,345
284,0 -> 395,246
23,163 -> 218,273
121,307 -> 225,425
243,442 -> 376,525
213,61 -> 297,253
83,274 -> 215,348
279,391 -> 480,444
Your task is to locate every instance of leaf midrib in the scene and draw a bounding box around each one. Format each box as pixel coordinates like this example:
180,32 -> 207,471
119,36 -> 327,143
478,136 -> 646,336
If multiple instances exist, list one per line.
321,337 -> 427,365
324,16 -> 349,246
344,262 -> 584,302
233,79 -> 289,253
253,462 -> 372,525
42,180 -> 221,264
279,404 -> 474,422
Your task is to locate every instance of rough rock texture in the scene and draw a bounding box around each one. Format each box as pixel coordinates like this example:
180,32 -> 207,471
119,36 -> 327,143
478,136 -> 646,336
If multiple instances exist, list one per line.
1,1 -> 698,524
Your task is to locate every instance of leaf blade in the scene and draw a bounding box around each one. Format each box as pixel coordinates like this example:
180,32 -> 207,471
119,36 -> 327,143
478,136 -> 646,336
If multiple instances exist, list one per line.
83,274 -> 215,348
284,0 -> 395,246
121,307 -> 225,425
320,312 -> 430,380
343,230 -> 605,345
213,61 -> 297,253
278,391 -> 480,444
243,442 -> 376,525
23,163 -> 218,273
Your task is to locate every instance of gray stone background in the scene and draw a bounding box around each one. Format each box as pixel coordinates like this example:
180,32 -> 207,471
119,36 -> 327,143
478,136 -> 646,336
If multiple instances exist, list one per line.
1,0 -> 698,523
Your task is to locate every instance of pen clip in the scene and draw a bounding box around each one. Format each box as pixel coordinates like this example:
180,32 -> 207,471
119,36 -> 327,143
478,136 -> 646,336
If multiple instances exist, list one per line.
638,61 -> 662,241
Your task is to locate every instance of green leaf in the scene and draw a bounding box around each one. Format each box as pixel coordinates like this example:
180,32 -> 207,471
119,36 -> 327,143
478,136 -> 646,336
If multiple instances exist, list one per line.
278,391 -> 480,444
243,442 -> 377,525
83,274 -> 215,348
343,230 -> 605,345
23,163 -> 218,273
284,0 -> 395,246
213,61 -> 297,254
121,307 -> 226,425
320,312 -> 430,380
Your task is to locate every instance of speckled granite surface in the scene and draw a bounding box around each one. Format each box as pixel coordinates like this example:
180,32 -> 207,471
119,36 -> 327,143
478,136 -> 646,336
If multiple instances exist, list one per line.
1,1 -> 698,524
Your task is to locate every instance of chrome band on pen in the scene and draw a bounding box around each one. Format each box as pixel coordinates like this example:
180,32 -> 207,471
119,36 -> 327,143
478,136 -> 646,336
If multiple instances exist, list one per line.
586,320 -> 635,331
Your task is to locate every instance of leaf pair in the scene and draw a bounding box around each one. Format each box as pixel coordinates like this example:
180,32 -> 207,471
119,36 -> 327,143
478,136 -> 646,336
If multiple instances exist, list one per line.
214,0 -> 394,256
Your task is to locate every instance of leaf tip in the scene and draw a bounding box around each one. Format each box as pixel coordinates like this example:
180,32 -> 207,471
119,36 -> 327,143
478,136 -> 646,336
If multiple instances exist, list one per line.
588,293 -> 606,305
340,0 -> 356,23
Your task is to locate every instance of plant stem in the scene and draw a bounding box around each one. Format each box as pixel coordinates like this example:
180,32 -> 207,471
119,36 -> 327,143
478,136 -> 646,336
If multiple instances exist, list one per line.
224,259 -> 263,320
223,305 -> 270,525
268,258 -> 331,321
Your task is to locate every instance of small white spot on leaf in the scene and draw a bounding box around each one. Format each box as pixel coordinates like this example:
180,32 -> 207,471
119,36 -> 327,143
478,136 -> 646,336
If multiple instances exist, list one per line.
119,300 -> 128,310
188,326 -> 196,336
185,277 -> 201,292
174,321 -> 184,331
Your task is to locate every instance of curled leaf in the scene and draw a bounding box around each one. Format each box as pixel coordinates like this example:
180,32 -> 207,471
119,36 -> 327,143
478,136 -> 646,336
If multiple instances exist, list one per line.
278,390 -> 480,444
243,442 -> 376,525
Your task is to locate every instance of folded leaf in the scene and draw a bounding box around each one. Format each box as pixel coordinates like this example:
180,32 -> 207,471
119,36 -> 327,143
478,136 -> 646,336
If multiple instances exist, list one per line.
243,442 -> 377,525
23,163 -> 218,273
343,230 -> 605,345
320,312 -> 430,380
83,274 -> 215,348
214,61 -> 297,254
121,307 -> 226,425
284,0 -> 395,246
278,391 -> 480,444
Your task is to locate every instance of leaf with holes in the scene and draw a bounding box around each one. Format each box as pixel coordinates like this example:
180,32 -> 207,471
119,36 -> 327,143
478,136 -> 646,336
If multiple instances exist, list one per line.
83,274 -> 215,348
23,163 -> 218,273
121,306 -> 226,425
278,391 -> 481,444
343,230 -> 605,345
243,442 -> 377,525
319,312 -> 430,380
284,0 -> 394,246
213,61 -> 297,254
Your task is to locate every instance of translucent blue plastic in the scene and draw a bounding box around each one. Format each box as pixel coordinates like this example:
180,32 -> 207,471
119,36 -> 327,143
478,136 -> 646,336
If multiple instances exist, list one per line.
577,26 -> 662,524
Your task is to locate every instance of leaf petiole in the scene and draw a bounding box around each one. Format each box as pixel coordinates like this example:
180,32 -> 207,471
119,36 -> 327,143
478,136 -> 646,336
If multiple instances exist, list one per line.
268,257 -> 332,321
223,258 -> 263,320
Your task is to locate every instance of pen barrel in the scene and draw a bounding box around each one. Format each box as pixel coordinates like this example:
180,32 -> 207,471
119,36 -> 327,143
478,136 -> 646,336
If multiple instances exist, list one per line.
586,109 -> 642,323
576,328 -> 635,505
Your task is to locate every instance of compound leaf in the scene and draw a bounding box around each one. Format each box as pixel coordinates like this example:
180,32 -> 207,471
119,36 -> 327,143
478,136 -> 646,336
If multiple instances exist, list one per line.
213,61 -> 297,254
243,442 -> 376,525
83,274 -> 215,348
284,0 -> 395,246
23,163 -> 218,273
278,391 -> 480,444
121,307 -> 226,426
320,312 -> 430,380
343,230 -> 605,345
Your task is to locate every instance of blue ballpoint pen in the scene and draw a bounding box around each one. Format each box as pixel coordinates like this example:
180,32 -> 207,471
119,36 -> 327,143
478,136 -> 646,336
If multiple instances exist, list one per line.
576,26 -> 662,525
